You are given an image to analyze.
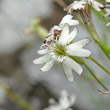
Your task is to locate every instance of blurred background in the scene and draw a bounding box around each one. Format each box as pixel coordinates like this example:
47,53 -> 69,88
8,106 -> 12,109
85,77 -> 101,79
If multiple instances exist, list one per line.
0,0 -> 110,110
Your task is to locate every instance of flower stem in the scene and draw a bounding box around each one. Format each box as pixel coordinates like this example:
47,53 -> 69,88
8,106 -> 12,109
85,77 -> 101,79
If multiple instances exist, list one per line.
25,18 -> 48,40
5,87 -> 34,110
98,42 -> 110,60
84,64 -> 109,91
80,5 -> 110,60
88,56 -> 110,75
54,0 -> 67,8
86,24 -> 110,60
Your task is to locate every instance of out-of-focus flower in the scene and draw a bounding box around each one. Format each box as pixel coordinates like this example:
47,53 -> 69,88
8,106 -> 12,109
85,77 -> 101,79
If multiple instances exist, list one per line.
43,90 -> 76,110
106,21 -> 110,26
106,0 -> 110,3
33,24 -> 91,82
65,0 -> 104,13
86,0 -> 104,11
65,1 -> 86,13
104,8 -> 110,17
104,3 -> 110,26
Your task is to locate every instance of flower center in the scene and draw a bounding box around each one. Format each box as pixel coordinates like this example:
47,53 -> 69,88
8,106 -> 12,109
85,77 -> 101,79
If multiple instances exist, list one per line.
54,44 -> 67,56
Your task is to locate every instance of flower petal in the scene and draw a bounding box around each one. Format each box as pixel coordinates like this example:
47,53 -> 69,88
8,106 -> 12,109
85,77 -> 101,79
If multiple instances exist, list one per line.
58,24 -> 69,45
67,49 -> 91,57
67,27 -> 78,44
72,1 -> 86,10
63,56 -> 83,75
40,59 -> 55,72
106,21 -> 110,26
61,63 -> 74,82
106,0 -> 110,3
67,38 -> 91,50
38,49 -> 49,55
90,1 -> 104,11
60,15 -> 79,27
92,5 -> 101,11
33,54 -> 51,64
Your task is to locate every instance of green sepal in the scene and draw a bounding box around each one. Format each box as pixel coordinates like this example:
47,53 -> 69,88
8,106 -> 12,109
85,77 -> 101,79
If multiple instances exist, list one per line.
69,56 -> 86,65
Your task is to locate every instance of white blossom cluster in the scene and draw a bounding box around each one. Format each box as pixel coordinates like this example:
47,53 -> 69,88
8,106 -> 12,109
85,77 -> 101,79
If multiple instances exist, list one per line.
65,0 -> 104,14
33,14 -> 91,82
43,90 -> 76,110
33,0 -> 110,82
65,0 -> 110,26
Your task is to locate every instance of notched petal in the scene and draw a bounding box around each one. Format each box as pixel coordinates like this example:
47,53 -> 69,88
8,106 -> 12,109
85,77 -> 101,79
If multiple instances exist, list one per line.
33,54 -> 51,64
40,59 -> 55,72
62,63 -> 74,82
38,49 -> 49,55
63,56 -> 83,75
67,38 -> 91,50
67,27 -> 78,44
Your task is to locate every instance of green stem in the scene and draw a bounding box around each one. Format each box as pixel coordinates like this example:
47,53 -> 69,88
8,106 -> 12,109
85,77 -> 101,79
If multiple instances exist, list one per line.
35,25 -> 48,40
87,24 -> 110,60
84,64 -> 109,91
54,0 -> 67,8
98,42 -> 110,60
86,24 -> 100,42
80,5 -> 110,60
88,56 -> 110,75
5,87 -> 35,110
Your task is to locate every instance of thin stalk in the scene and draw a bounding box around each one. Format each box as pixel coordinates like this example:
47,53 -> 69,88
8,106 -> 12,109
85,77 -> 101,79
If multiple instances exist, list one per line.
98,42 -> 110,60
35,25 -> 48,40
85,24 -> 100,42
5,87 -> 35,110
80,5 -> 110,60
84,64 -> 109,91
86,24 -> 110,60
54,0 -> 67,8
88,56 -> 110,75
54,0 -> 83,24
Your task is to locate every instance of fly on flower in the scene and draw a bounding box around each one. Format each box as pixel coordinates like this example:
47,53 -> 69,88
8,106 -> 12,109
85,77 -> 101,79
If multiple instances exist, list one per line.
33,24 -> 91,82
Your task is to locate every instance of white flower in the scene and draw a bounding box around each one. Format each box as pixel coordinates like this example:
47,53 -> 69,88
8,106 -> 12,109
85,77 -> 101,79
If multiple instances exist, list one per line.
43,90 -> 76,110
33,24 -> 91,82
65,1 -> 86,13
106,0 -> 110,3
106,21 -> 110,26
66,0 -> 104,13
104,4 -> 110,26
58,90 -> 76,109
86,0 -> 104,11
59,15 -> 79,27
42,15 -> 79,49
104,8 -> 110,17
